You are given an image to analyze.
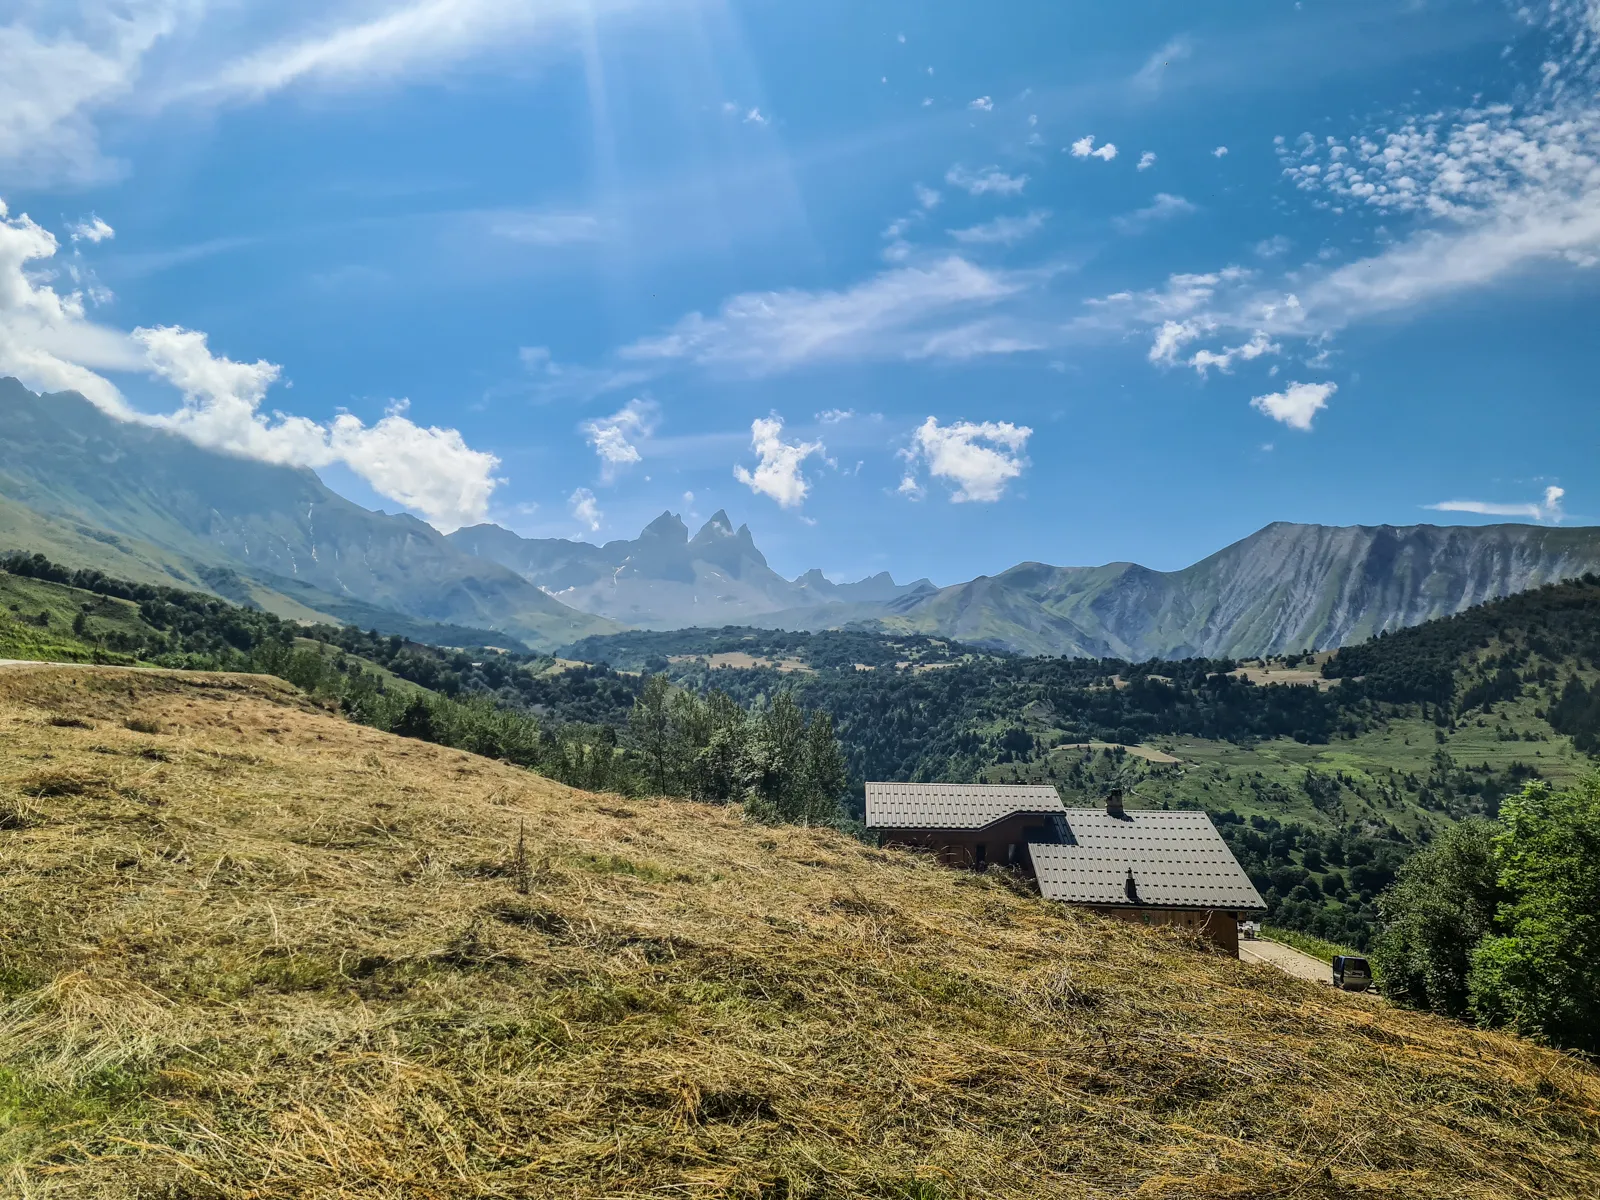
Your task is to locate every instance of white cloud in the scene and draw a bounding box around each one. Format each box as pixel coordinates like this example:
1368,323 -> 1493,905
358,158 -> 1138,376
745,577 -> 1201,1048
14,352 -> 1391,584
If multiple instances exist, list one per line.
195,0 -> 657,100
581,397 -> 658,481
744,107 -> 768,126
1186,330 -> 1279,376
968,96 -> 993,112
0,4 -> 181,186
914,184 -> 941,209
0,200 -> 145,413
69,215 -> 115,243
1114,192 -> 1195,232
949,210 -> 1050,246
1137,151 -> 1157,171
900,416 -> 1032,503
945,164 -> 1028,196
1147,319 -> 1208,366
816,408 -> 855,423
487,210 -> 605,245
1133,36 -> 1191,91
619,257 -> 1030,375
1212,145 -> 1229,157
0,196 -> 504,532
1068,135 -> 1117,161
1080,14 -> 1600,392
1426,486 -> 1565,523
569,487 -> 602,533
733,415 -> 824,508
135,326 -> 502,531
1249,380 -> 1334,431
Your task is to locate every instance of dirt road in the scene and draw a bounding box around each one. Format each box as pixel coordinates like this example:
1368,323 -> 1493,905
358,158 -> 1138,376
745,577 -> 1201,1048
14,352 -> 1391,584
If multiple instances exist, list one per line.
1240,938 -> 1331,983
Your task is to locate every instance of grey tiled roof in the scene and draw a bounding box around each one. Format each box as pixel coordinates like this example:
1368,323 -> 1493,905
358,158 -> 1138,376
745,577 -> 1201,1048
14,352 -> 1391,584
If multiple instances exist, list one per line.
865,782 -> 1066,830
1030,809 -> 1265,912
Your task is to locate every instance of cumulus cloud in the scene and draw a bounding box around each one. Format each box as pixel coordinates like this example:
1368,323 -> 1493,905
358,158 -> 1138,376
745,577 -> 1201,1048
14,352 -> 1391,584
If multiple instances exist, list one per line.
1137,151 -> 1157,171
1186,330 -> 1280,376
69,215 -> 115,243
1249,380 -> 1334,431
1212,145 -> 1229,157
1114,192 -> 1195,233
135,326 -> 502,530
580,397 -> 657,481
914,184 -> 941,209
945,164 -> 1028,196
900,416 -> 1032,503
0,198 -> 502,531
968,96 -> 993,112
949,210 -> 1050,246
620,257 -> 1030,375
569,487 -> 602,533
1070,135 -> 1117,161
1427,485 -> 1565,523
733,415 -> 824,508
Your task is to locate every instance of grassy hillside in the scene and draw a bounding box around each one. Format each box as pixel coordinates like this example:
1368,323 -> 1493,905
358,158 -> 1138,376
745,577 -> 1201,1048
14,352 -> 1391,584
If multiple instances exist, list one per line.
0,378 -> 623,650
0,665 -> 1597,1198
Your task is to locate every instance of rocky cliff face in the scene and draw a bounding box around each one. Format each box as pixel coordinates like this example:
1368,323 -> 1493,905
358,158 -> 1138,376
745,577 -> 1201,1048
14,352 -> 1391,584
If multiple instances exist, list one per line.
875,522 -> 1600,658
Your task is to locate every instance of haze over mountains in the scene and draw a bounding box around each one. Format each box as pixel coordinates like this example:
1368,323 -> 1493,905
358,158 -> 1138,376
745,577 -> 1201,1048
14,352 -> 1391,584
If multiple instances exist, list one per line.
448,512 -> 934,628
4,377 -> 1600,656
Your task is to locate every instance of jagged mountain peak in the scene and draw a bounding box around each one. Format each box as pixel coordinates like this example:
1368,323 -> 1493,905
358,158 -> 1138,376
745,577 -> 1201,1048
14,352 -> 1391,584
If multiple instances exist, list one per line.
640,511 -> 689,543
691,510 -> 736,543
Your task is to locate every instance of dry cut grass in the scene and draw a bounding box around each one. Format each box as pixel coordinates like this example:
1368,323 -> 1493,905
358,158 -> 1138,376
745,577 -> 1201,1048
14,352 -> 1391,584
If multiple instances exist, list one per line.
0,665 -> 1597,1199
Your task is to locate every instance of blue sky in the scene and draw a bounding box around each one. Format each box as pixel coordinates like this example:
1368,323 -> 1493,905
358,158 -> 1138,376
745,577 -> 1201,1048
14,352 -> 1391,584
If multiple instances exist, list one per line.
2,0 -> 1598,586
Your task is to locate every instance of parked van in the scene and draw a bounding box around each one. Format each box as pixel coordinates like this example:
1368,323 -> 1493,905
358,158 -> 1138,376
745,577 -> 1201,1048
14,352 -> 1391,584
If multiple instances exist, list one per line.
1332,955 -> 1372,992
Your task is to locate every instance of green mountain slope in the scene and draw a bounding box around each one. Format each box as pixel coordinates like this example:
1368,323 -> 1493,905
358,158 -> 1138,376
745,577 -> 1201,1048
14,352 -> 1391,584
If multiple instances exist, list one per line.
868,521 -> 1600,657
0,378 -> 619,649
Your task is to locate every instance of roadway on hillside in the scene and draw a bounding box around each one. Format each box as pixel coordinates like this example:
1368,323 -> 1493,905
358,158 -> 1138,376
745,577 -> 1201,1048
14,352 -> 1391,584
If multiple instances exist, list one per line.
1240,938 -> 1332,983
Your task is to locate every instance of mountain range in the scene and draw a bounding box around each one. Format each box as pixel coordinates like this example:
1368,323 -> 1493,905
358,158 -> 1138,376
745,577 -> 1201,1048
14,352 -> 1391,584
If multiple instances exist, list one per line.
4,376 -> 1600,657
448,512 -> 934,628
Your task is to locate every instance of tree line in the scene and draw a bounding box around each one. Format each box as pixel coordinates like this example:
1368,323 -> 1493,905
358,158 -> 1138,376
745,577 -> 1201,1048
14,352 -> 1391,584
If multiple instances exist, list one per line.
0,553 -> 849,827
1374,775 -> 1600,1055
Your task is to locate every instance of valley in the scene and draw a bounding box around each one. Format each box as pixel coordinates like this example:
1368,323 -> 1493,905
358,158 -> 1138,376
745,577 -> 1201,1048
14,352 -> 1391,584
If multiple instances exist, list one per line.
7,544 -> 1600,954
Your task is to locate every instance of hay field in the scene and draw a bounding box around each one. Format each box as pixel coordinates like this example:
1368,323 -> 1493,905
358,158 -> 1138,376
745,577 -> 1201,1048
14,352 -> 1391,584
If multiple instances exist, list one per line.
0,666 -> 1597,1199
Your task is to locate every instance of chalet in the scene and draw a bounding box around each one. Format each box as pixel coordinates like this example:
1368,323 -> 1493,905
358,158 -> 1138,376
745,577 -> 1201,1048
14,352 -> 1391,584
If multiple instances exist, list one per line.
865,782 -> 1066,869
1028,791 -> 1266,956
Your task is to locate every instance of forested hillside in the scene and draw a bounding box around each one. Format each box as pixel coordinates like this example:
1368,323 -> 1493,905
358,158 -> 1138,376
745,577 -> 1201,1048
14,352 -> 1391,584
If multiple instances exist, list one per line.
9,549 -> 1600,952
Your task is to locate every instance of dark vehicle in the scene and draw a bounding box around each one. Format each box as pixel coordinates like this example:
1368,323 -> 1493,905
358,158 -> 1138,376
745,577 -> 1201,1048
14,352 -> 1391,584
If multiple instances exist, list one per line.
1332,955 -> 1373,992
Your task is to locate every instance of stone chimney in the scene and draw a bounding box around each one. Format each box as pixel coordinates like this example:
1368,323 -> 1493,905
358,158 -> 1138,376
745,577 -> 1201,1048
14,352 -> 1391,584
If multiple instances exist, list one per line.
1105,788 -> 1125,818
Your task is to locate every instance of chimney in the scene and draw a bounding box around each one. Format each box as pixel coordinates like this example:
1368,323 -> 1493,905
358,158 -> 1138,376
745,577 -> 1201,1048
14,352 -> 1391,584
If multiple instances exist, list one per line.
1105,788 -> 1125,818
1124,867 -> 1140,904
